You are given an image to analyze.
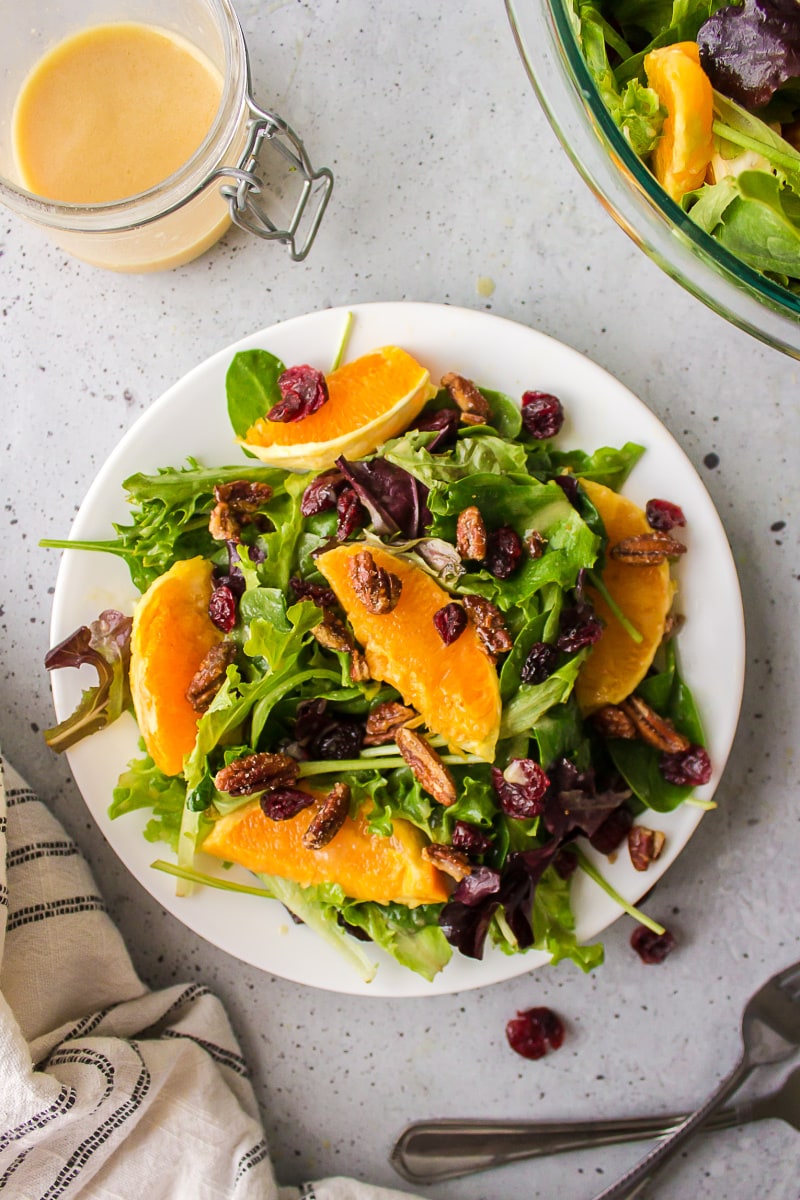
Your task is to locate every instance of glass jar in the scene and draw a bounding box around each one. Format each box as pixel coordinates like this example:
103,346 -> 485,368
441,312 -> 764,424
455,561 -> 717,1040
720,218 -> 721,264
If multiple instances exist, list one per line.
506,0 -> 800,359
0,0 -> 332,271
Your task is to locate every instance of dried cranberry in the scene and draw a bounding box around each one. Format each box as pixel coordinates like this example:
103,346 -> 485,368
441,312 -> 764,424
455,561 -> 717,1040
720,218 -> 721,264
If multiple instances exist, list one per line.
557,604 -> 604,652
521,392 -> 565,440
520,641 -> 559,685
506,1006 -> 565,1060
630,925 -> 677,964
485,526 -> 523,579
646,499 -> 686,532
312,720 -> 364,760
589,805 -> 633,855
492,759 -> 550,819
294,698 -> 329,746
411,406 -> 460,451
451,820 -> 493,856
268,364 -> 329,423
260,788 -> 315,820
208,585 -> 237,632
433,602 -> 467,645
659,745 -> 712,786
290,576 -> 337,607
300,469 -> 345,516
335,488 -> 366,541
553,474 -> 580,507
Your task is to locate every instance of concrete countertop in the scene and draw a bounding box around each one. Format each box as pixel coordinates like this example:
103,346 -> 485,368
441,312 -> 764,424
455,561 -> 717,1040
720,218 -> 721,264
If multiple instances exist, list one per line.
2,2 -> 798,1197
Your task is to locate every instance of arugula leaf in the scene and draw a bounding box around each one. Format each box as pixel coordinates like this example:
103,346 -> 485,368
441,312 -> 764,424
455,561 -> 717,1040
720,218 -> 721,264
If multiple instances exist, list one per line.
226,349 -> 286,438
500,652 -> 589,737
550,442 -> 646,490
384,429 -> 528,484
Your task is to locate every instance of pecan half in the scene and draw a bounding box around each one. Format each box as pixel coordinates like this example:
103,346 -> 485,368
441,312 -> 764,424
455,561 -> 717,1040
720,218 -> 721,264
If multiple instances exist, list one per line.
215,752 -> 298,796
621,695 -> 691,753
461,594 -> 513,662
456,506 -> 488,561
303,782 -> 351,849
209,479 -> 273,541
441,372 -> 493,424
421,843 -> 471,881
363,701 -> 416,746
610,533 -> 687,566
591,704 -> 638,740
662,611 -> 685,641
185,642 -> 236,712
349,647 -> 371,683
348,550 -> 402,614
526,529 -> 547,560
395,726 -> 457,806
311,611 -> 354,654
628,825 -> 666,872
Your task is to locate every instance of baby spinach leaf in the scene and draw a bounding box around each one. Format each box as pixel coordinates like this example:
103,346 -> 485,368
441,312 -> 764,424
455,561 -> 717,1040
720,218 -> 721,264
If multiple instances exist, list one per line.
226,348 -> 286,438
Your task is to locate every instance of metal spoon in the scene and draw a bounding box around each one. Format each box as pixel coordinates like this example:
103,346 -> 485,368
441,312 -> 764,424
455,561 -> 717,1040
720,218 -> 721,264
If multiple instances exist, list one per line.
390,1063 -> 800,1184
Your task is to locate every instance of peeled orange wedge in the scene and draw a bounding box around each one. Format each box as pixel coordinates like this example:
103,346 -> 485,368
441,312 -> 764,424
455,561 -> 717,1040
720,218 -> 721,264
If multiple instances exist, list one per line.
644,42 -> 714,202
130,557 -> 222,776
240,345 -> 436,471
575,480 -> 675,714
202,794 -> 449,905
317,544 -> 501,761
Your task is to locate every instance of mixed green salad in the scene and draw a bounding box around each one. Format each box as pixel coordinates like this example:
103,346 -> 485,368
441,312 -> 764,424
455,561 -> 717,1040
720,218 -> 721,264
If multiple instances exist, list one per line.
43,338 -> 712,983
571,0 -> 800,292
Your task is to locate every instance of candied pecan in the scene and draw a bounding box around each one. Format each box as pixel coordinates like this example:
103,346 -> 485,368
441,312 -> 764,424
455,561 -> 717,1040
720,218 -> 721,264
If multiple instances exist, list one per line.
526,529 -> 547,559
441,372 -> 493,424
591,704 -> 638,740
461,594 -> 513,662
363,701 -> 416,746
662,611 -> 685,641
621,695 -> 691,753
421,843 -> 471,881
348,550 -> 402,614
456,506 -> 488,561
215,752 -> 298,796
628,825 -> 666,872
610,532 -> 687,566
395,726 -> 457,806
185,642 -> 236,712
209,480 -> 273,541
349,647 -> 371,683
311,611 -> 354,654
303,782 -> 351,849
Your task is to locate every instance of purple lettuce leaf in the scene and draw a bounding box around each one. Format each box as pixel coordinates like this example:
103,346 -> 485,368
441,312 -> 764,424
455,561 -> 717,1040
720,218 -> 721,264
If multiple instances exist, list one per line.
541,757 -> 630,841
335,456 -> 432,538
44,610 -> 133,752
699,0 -> 800,108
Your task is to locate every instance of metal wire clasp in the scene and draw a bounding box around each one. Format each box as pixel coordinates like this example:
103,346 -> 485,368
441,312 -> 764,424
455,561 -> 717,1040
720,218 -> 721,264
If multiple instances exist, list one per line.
213,100 -> 333,262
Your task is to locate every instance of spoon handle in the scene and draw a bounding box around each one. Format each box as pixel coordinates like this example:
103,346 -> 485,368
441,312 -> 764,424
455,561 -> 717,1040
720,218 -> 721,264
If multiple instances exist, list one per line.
390,1103 -> 746,1185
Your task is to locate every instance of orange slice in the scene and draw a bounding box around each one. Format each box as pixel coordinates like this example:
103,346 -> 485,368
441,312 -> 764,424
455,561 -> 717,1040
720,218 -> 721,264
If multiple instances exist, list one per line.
317,544 -> 501,761
130,557 -> 222,776
202,794 -> 449,905
240,346 -> 436,472
575,480 -> 675,714
644,42 -> 714,202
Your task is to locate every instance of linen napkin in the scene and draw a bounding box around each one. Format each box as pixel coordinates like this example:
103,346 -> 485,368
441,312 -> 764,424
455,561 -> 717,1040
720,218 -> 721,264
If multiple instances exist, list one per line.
0,756 -> 423,1200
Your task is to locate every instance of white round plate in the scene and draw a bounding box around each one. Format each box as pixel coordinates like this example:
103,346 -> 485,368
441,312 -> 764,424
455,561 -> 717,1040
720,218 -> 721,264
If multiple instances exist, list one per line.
50,302 -> 745,997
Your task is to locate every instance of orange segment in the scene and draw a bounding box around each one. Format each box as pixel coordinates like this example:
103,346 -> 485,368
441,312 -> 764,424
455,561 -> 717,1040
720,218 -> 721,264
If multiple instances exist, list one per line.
645,42 -> 714,202
317,544 -> 501,761
130,557 -> 222,776
241,346 -> 436,472
202,795 -> 449,905
575,480 -> 675,714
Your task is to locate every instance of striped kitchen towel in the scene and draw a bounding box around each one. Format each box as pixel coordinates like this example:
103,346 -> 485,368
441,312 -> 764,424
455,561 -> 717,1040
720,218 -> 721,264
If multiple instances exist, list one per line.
0,757 -> 422,1200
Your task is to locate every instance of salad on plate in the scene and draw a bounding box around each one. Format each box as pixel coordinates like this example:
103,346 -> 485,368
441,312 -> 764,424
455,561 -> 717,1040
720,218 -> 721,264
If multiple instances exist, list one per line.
43,320 -> 713,984
571,0 -> 800,291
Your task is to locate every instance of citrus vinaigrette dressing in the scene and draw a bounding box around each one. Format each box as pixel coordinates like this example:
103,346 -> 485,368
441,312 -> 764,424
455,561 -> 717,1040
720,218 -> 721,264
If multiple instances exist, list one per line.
12,22 -> 223,204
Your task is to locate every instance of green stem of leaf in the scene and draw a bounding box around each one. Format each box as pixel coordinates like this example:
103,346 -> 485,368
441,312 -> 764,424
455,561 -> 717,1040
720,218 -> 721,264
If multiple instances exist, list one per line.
587,569 -> 643,644
330,311 -> 354,371
297,752 -> 482,777
152,858 -> 276,898
712,120 -> 800,174
575,848 -> 665,935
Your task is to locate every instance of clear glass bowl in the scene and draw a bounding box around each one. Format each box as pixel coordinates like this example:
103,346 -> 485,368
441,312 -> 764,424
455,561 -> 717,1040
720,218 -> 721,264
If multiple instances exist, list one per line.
506,0 -> 800,359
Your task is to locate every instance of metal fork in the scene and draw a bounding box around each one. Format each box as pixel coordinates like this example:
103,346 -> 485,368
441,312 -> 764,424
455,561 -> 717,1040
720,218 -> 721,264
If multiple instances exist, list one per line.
592,959 -> 800,1200
389,1063 -> 800,1184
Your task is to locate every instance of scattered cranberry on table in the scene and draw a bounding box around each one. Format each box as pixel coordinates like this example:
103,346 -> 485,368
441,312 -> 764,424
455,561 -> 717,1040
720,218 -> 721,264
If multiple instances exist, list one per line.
630,924 -> 677,964
506,1006 -> 565,1060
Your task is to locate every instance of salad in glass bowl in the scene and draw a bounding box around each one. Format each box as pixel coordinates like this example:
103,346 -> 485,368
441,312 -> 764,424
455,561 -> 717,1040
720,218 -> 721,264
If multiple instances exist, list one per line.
42,318 -> 718,986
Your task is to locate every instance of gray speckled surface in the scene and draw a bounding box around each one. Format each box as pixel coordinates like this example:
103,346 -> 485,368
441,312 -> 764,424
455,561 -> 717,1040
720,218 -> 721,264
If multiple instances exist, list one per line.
2,2 -> 799,1197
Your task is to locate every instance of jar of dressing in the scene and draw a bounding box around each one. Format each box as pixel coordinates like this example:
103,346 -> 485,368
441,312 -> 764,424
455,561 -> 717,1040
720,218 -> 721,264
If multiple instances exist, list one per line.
0,0 -> 332,271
